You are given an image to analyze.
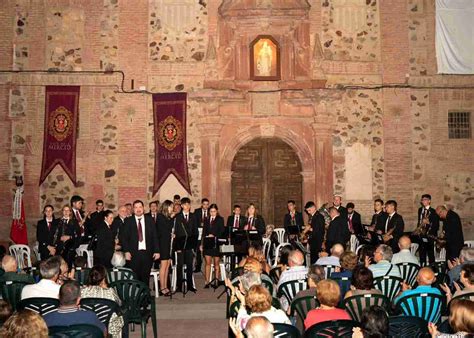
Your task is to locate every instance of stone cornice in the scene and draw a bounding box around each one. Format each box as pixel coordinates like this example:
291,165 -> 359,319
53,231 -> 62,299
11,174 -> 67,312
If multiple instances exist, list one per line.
0,72 -> 121,87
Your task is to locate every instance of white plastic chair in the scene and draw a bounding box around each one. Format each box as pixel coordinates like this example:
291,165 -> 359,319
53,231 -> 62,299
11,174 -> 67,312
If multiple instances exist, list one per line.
210,261 -> 227,282
75,244 -> 93,268
150,269 -> 160,298
355,244 -> 365,256
9,244 -> 32,269
350,235 -> 359,253
272,242 -> 290,267
262,238 -> 272,264
464,240 -> 474,248
410,243 -> 419,256
434,247 -> 446,262
274,228 -> 286,244
33,241 -> 41,262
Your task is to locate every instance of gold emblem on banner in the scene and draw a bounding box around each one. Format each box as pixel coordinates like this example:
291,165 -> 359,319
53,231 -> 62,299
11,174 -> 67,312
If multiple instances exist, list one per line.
158,115 -> 183,151
48,106 -> 73,142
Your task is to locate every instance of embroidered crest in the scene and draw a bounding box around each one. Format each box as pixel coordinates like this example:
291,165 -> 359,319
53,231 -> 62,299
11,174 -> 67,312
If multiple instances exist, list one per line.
48,106 -> 73,141
158,115 -> 183,151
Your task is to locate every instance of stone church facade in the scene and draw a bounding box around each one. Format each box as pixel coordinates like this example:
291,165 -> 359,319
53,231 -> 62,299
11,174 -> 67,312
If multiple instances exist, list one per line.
0,0 -> 473,241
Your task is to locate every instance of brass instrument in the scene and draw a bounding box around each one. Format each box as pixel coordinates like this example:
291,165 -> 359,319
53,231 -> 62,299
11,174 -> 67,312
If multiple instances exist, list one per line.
382,226 -> 396,243
428,231 -> 446,249
413,209 -> 431,236
299,222 -> 312,244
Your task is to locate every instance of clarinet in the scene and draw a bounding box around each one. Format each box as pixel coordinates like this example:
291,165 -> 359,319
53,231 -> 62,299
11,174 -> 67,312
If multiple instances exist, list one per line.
170,217 -> 176,258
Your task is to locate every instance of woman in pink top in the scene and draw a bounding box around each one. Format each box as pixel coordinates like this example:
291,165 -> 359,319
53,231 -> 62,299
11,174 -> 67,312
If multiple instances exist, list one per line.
304,279 -> 351,330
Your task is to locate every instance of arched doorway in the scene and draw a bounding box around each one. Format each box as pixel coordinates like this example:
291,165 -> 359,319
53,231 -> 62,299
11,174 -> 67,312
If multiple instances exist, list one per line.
231,138 -> 303,226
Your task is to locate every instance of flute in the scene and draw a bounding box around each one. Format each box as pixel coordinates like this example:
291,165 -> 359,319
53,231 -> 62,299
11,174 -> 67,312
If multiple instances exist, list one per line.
170,217 -> 176,257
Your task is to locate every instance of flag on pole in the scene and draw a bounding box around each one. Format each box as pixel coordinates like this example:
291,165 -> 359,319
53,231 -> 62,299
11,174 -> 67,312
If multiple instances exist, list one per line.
10,182 -> 28,245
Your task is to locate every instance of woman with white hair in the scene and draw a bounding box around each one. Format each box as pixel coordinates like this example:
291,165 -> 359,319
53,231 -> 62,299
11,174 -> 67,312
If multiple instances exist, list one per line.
111,251 -> 126,268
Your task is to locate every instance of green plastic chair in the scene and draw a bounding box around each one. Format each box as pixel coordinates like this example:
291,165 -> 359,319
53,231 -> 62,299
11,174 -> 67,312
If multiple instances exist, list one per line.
342,293 -> 390,322
277,279 -> 307,306
395,293 -> 446,324
270,266 -> 283,284
74,267 -> 91,286
321,265 -> 337,279
396,262 -> 420,286
432,272 -> 449,291
430,261 -> 447,274
49,324 -> 104,338
18,297 -> 59,316
262,276 -> 274,296
0,280 -> 32,311
388,315 -> 429,337
290,295 -> 319,334
80,298 -> 122,329
330,276 -> 351,305
373,276 -> 403,301
273,323 -> 301,338
107,267 -> 137,284
110,279 -> 157,338
304,319 -> 359,338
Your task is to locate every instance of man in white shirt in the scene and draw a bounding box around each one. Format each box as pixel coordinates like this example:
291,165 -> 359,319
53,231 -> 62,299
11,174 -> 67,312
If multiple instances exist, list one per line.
21,257 -> 61,300
277,250 -> 307,311
315,243 -> 344,267
368,244 -> 401,279
391,236 -> 419,265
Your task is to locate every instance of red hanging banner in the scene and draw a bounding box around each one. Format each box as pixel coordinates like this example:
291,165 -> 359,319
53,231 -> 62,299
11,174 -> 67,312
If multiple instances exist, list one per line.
40,86 -> 80,186
152,92 -> 191,196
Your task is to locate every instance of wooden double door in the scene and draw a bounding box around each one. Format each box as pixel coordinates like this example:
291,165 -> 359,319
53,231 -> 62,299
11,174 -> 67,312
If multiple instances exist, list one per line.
231,138 -> 303,226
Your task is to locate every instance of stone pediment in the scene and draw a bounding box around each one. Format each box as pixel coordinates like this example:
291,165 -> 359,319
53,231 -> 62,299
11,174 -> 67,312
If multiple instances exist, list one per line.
219,0 -> 310,17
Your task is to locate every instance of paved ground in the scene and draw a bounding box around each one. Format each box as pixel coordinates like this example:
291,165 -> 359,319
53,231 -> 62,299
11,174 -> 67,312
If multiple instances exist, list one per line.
129,273 -> 228,338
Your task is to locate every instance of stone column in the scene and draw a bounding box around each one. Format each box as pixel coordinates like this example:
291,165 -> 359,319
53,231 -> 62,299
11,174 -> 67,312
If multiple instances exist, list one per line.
312,116 -> 334,207
219,170 -> 233,219
301,170 -> 316,207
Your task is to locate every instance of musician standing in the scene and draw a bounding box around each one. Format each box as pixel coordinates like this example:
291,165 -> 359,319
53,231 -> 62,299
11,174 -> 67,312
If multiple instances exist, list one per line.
56,205 -> 81,269
415,194 -> 440,265
174,197 -> 198,293
304,201 -> 325,264
112,205 -> 127,247
381,200 -> 404,253
244,204 -> 265,235
121,200 -> 160,284
346,203 -> 363,236
326,207 -> 350,252
226,204 -> 247,235
201,204 -> 225,288
86,199 -> 105,239
156,200 -> 175,296
435,206 -> 464,261
146,200 -> 160,225
333,195 -> 347,219
194,198 -> 210,273
37,205 -> 58,260
94,210 -> 118,269
70,195 -> 89,244
284,200 -> 304,242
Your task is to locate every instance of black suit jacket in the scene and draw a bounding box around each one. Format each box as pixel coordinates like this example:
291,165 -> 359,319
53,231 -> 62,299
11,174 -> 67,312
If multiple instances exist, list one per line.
36,218 -> 58,259
284,212 -> 304,233
347,211 -> 363,235
335,206 -> 347,219
55,218 -> 81,253
226,214 -> 247,229
326,215 -> 350,249
194,208 -> 209,227
121,214 -> 159,257
373,211 -> 388,233
175,212 -> 199,250
145,212 -> 159,226
384,212 -> 405,252
112,216 -> 125,245
444,210 -> 464,259
244,215 -> 265,235
202,216 -> 226,242
417,207 -> 440,236
309,212 -> 325,252
94,221 -> 115,262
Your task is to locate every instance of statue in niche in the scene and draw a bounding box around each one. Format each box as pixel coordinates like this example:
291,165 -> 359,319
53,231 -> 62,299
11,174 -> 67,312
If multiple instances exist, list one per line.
250,35 -> 280,81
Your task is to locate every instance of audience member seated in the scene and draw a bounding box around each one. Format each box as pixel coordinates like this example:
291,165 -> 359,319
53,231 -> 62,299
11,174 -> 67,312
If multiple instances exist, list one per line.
352,305 -> 389,338
394,267 -> 441,306
226,271 -> 262,307
441,263 -> 474,303
0,309 -> 49,338
51,256 -> 74,284
240,243 -> 271,274
0,255 -> 34,283
315,244 -> 344,267
263,224 -> 279,256
331,251 -> 358,279
81,265 -> 123,337
74,256 -> 88,269
273,245 -> 292,277
243,257 -> 264,275
0,300 -> 12,325
277,250 -> 307,311
345,266 -> 382,299
448,247 -> 474,284
391,236 -> 419,265
367,244 -> 401,279
428,299 -> 474,338
111,251 -> 126,268
304,279 -> 351,330
43,280 -> 106,334
236,285 -> 291,330
358,245 -> 375,265
230,316 -> 274,338
21,257 -> 61,300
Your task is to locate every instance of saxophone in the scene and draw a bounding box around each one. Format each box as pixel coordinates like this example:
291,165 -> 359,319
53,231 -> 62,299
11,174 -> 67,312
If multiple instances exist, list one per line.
413,209 -> 431,236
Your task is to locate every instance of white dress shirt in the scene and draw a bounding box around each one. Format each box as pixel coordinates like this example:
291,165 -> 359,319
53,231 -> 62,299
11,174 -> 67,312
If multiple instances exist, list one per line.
21,279 -> 61,300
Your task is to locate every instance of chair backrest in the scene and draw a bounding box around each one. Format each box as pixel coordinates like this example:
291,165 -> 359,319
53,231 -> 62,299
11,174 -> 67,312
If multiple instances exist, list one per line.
430,261 -> 447,274
107,267 -> 137,284
434,247 -> 446,262
395,292 -> 446,324
1,280 -> 31,311
355,244 -> 365,256
270,266 -> 283,284
452,291 -> 474,302
273,242 -> 291,267
33,242 -> 41,262
396,262 -> 420,286
277,279 -> 307,306
321,265 -> 337,279
290,295 -> 319,328
24,266 -> 42,282
274,228 -> 286,244
75,244 -> 94,268
110,279 -> 154,322
18,297 -> 59,316
464,240 -> 474,248
273,322 -> 301,338
388,315 -> 429,337
49,324 -> 104,338
261,274 -> 275,296
80,298 -> 120,327
349,235 -> 359,253
432,272 -> 449,291
74,267 -> 91,286
262,238 -> 272,264
304,320 -> 359,338
9,244 -> 32,269
373,276 -> 403,301
343,293 -> 390,322
410,243 -> 419,256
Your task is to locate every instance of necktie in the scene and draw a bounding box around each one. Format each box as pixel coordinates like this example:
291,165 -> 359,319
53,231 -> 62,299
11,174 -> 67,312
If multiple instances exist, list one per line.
234,217 -> 238,228
48,221 -> 51,231
75,210 -> 82,222
211,217 -> 214,224
385,215 -> 392,233
137,218 -> 143,242
348,215 -> 353,233
153,214 -> 156,222
185,214 -> 188,222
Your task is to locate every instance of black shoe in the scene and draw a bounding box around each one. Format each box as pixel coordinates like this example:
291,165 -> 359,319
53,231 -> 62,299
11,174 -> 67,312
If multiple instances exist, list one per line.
189,287 -> 197,293
204,283 -> 210,289
218,281 -> 225,286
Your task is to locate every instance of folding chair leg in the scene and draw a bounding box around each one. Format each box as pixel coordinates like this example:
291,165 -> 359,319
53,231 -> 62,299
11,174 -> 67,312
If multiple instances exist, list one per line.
151,312 -> 158,338
141,320 -> 146,338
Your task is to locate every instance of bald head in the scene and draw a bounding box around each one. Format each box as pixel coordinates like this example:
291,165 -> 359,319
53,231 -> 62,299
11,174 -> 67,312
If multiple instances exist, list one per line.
331,244 -> 344,257
435,205 -> 448,219
245,316 -> 274,338
398,236 -> 411,250
1,255 -> 17,272
288,250 -> 304,267
417,267 -> 435,286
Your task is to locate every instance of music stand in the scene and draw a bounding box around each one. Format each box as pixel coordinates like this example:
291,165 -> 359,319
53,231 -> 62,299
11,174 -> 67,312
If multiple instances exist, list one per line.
174,236 -> 194,298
